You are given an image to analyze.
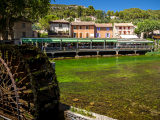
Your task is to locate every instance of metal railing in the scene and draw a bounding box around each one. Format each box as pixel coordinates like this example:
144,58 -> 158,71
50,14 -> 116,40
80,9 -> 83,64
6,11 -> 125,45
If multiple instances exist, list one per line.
44,45 -> 152,52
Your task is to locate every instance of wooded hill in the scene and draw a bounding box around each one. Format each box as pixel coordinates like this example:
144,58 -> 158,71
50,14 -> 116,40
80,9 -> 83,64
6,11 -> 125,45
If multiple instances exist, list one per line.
49,4 -> 160,24
33,4 -> 160,37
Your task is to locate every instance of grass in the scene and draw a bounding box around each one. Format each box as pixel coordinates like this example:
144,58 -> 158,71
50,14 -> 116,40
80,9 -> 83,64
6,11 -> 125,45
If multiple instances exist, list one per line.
53,56 -> 160,120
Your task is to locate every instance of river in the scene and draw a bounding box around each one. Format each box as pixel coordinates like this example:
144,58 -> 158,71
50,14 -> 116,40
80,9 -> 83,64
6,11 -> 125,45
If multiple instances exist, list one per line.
54,55 -> 160,120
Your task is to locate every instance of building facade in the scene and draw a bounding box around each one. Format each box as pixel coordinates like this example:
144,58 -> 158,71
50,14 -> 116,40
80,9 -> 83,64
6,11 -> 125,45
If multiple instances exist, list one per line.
95,23 -> 113,38
113,23 -> 136,38
13,20 -> 33,40
48,20 -> 70,37
48,20 -> 137,39
71,22 -> 95,38
0,20 -> 33,41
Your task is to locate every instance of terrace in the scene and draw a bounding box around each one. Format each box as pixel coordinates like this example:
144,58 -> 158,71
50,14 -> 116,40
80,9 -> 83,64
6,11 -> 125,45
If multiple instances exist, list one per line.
21,38 -> 153,57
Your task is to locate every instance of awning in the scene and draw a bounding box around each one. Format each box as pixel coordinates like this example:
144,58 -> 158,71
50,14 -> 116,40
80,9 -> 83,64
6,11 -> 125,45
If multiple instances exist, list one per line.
62,39 -> 78,42
120,35 -> 139,39
92,40 -> 105,42
78,40 -> 92,42
22,38 -> 61,43
118,40 -> 153,43
106,40 -> 117,42
22,38 -> 118,43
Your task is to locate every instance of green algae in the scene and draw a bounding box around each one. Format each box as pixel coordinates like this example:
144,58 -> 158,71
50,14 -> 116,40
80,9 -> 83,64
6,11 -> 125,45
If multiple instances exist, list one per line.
53,55 -> 160,120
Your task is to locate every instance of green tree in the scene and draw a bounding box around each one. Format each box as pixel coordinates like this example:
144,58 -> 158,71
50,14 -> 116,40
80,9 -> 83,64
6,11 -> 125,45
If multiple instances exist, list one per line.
107,10 -> 111,17
96,10 -> 105,19
38,15 -> 59,31
77,6 -> 83,17
135,20 -> 160,38
0,0 -> 52,40
115,11 -> 119,17
85,6 -> 95,16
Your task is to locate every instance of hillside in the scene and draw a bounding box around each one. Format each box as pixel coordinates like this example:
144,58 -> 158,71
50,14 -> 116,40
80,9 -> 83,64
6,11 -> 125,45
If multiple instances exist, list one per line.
33,4 -> 160,31
49,4 -> 160,23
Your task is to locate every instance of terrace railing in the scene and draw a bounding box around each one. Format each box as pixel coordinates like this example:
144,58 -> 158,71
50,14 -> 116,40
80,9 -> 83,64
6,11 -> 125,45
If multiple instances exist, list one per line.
44,45 -> 153,52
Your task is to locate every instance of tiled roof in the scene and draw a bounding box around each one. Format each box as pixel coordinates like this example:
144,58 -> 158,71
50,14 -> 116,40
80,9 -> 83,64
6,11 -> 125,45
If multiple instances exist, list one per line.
95,23 -> 113,27
71,22 -> 95,25
114,23 -> 134,26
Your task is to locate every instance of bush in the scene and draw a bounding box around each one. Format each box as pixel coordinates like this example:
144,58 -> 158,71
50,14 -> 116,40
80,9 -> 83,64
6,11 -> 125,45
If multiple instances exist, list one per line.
145,51 -> 160,56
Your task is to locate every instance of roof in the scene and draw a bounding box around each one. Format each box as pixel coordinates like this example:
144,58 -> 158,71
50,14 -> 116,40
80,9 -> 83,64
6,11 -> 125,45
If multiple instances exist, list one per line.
95,23 -> 112,27
49,20 -> 69,24
120,35 -> 138,39
71,22 -> 95,25
114,23 -> 134,27
118,39 -> 153,43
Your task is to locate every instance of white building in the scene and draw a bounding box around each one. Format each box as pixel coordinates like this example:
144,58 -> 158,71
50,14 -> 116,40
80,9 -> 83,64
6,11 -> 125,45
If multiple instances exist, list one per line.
49,20 -> 71,37
113,23 -> 138,38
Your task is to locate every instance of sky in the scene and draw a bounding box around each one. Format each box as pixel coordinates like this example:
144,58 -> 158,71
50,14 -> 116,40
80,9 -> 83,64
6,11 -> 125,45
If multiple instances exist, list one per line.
51,0 -> 160,12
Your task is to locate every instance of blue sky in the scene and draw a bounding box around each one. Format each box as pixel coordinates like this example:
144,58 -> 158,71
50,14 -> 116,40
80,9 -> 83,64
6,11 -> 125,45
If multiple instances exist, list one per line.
51,0 -> 160,12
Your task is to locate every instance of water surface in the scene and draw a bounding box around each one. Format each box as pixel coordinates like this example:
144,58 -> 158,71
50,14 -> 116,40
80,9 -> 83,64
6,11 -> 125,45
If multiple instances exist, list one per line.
55,56 -> 160,120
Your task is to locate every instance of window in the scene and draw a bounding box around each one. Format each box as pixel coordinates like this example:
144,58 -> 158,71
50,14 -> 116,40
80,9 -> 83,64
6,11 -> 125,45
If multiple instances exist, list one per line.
59,24 -> 62,28
79,33 -> 83,38
73,33 -> 77,38
124,31 -> 126,35
86,33 -> 89,38
86,26 -> 89,29
119,31 -> 121,35
22,32 -> 26,37
106,33 -> 110,38
22,23 -> 25,28
128,31 -> 130,34
79,26 -> 82,29
96,33 -> 100,38
106,27 -> 110,31
119,27 -> 122,29
74,26 -> 77,29
128,27 -> 130,30
97,27 -> 100,31
124,27 -> 125,30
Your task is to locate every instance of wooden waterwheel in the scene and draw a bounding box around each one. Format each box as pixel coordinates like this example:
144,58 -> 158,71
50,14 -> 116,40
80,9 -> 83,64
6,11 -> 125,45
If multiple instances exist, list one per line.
0,45 -> 60,120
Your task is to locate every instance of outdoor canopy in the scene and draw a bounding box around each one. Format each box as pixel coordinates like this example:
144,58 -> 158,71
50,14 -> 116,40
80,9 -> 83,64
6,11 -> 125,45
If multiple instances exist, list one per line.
21,38 -> 118,43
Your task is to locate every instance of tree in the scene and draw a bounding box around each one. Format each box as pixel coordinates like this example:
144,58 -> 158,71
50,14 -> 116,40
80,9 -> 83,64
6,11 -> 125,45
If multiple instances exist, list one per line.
38,15 -> 59,31
106,10 -> 111,17
115,11 -> 119,17
96,10 -> 105,19
77,6 -> 83,18
135,20 -> 160,38
0,0 -> 52,40
85,6 -> 95,16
